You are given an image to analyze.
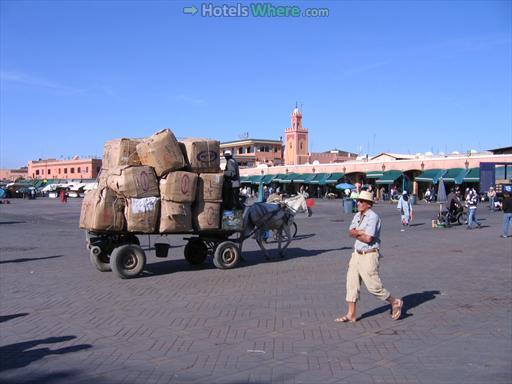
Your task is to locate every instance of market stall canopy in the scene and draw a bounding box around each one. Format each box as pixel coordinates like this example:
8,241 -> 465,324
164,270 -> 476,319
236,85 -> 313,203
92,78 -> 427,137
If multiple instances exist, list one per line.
375,170 -> 403,185
260,174 -> 276,184
442,168 -> 467,184
366,171 -> 384,179
278,173 -> 302,184
308,173 -> 329,184
416,169 -> 446,184
463,168 -> 480,182
323,173 -> 345,184
292,174 -> 316,183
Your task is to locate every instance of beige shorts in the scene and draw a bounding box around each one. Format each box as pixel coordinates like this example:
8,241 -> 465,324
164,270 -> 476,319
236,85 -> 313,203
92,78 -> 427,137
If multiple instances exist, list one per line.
346,251 -> 390,302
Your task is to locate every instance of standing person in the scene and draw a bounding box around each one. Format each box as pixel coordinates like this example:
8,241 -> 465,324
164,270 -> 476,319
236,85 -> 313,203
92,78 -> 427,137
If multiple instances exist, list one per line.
222,150 -> 241,210
397,191 -> 413,226
466,187 -> 481,229
379,186 -> 385,202
501,191 -> 512,238
59,189 -> 66,203
487,187 -> 496,211
335,191 -> 403,323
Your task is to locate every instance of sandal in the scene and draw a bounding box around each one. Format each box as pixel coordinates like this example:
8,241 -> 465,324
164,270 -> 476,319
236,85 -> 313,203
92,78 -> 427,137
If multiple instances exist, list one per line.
391,299 -> 403,320
334,315 -> 356,323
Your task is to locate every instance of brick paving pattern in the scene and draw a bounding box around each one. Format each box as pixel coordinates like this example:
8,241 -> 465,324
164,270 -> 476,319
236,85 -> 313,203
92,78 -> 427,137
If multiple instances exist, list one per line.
0,198 -> 511,383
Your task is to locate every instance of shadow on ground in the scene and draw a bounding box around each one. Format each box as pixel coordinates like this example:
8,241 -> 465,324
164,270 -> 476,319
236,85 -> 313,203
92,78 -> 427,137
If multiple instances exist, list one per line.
0,313 -> 29,323
0,336 -> 92,372
0,255 -> 63,265
358,290 -> 441,321
142,246 -> 345,277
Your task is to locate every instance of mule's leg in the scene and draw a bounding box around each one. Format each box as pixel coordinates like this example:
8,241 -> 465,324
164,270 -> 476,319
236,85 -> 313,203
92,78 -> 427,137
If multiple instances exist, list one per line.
277,230 -> 283,258
279,223 -> 293,257
254,229 -> 272,260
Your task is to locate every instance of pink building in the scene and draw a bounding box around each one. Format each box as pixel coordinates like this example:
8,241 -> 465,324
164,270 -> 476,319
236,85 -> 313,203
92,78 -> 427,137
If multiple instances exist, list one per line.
220,139 -> 283,167
28,157 -> 102,180
0,167 -> 29,181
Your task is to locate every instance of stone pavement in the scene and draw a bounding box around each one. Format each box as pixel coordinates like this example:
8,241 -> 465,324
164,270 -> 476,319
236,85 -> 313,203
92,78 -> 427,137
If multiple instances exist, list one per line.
0,198 -> 511,383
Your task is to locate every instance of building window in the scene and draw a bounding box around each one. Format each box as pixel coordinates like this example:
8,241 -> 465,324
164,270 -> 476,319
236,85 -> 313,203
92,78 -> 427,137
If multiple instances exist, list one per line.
248,145 -> 254,153
70,167 -> 75,174
86,167 -> 89,173
36,170 -> 40,176
64,168 -> 67,174
77,167 -> 81,173
58,168 -> 61,174
48,169 -> 51,175
300,142 -> 303,150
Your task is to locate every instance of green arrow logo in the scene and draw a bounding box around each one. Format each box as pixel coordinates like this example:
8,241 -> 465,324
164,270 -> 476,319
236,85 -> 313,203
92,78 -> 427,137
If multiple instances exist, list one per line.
183,6 -> 198,15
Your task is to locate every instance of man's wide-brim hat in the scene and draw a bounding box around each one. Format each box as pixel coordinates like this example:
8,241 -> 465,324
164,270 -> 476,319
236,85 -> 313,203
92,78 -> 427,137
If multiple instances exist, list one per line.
357,191 -> 374,203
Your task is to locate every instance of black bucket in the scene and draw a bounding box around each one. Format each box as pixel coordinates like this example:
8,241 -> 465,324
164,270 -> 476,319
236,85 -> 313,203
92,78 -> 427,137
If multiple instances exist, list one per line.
154,243 -> 170,258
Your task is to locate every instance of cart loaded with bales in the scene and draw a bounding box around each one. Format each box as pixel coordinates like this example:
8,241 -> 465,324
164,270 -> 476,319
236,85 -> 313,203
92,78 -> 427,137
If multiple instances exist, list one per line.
80,129 -> 244,279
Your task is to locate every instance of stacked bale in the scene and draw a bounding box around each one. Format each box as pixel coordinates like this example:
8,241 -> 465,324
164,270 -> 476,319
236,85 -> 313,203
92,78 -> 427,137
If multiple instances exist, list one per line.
194,173 -> 223,231
137,129 -> 186,176
79,187 -> 125,231
102,138 -> 142,170
80,129 -> 223,234
159,171 -> 197,233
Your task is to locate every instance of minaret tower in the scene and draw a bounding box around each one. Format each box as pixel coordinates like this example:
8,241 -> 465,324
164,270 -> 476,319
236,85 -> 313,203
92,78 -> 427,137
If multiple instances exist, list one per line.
284,104 -> 308,165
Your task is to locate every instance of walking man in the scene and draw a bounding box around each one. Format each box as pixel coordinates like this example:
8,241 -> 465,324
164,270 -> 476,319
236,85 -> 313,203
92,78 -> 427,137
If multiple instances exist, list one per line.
336,191 -> 403,323
466,187 -> 481,229
501,191 -> 512,238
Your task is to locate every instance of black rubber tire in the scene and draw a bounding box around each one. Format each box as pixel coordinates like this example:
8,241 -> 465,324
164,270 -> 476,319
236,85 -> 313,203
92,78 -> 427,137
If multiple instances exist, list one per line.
213,241 -> 240,269
458,212 -> 468,225
110,244 -> 146,279
89,246 -> 111,272
184,238 -> 208,265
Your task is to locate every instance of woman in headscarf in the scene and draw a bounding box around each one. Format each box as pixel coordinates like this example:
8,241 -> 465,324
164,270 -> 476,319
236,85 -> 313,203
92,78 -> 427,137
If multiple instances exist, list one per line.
397,190 -> 413,225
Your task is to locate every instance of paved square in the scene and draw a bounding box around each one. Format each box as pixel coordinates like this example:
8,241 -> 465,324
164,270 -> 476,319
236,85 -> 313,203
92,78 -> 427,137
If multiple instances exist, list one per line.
1,198 -> 511,383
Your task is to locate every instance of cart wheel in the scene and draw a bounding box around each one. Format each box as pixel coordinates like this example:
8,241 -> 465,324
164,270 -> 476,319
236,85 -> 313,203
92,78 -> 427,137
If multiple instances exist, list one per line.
110,244 -> 146,279
89,245 -> 111,272
458,212 -> 467,225
213,241 -> 240,269
184,238 -> 208,265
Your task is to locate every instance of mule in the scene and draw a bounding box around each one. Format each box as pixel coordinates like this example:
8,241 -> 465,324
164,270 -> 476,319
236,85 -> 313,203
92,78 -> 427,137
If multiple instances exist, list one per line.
240,194 -> 311,260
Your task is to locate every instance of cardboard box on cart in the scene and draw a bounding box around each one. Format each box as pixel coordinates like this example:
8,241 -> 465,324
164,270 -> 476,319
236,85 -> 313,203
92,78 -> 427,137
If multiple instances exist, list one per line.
180,138 -> 221,174
159,171 -> 198,203
106,165 -> 159,198
102,138 -> 142,170
160,201 -> 193,233
125,197 -> 161,233
79,187 -> 125,231
136,129 -> 186,177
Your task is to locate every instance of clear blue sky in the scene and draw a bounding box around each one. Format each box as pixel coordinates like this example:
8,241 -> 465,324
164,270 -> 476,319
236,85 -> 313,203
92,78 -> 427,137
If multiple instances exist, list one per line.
1,0 -> 511,168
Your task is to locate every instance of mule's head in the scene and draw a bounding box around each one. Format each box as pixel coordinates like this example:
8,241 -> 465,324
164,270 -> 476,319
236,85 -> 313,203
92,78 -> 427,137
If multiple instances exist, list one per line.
284,194 -> 308,214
